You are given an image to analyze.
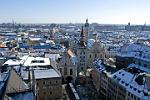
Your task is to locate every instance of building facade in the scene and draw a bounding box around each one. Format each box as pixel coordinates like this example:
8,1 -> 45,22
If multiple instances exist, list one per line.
87,39 -> 106,68
58,49 -> 77,83
22,57 -> 62,100
90,59 -> 126,100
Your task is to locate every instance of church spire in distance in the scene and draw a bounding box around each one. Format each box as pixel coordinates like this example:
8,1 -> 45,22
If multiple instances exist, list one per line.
85,18 -> 89,27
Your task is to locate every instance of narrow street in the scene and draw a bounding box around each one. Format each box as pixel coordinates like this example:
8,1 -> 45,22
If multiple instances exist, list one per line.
62,84 -> 70,100
75,76 -> 101,100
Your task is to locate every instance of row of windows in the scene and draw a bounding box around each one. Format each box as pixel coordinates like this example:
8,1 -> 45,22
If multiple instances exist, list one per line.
37,80 -> 58,86
40,91 -> 52,95
80,63 -> 85,66
39,93 -> 60,100
80,59 -> 85,62
80,56 -> 85,59
128,92 -> 140,100
80,51 -> 85,55
89,54 -> 97,58
61,68 -> 73,75
89,54 -> 106,59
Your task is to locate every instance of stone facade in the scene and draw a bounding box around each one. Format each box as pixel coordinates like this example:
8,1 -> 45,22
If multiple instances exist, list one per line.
58,49 -> 77,82
87,40 -> 106,68
90,68 -> 126,100
36,77 -> 62,100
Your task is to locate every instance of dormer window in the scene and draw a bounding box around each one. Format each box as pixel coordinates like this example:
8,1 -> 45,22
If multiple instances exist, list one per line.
133,88 -> 137,91
121,81 -> 124,84
138,62 -> 141,66
138,90 -> 141,93
144,64 -> 147,67
125,83 -> 129,86
117,78 -> 121,81
139,52 -> 142,57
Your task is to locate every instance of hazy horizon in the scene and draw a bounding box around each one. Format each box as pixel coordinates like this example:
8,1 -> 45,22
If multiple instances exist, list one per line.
0,0 -> 150,24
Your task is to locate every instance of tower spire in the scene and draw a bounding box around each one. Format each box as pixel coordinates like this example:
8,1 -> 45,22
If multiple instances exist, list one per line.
85,19 -> 89,27
86,19 -> 88,23
79,26 -> 86,46
80,26 -> 84,37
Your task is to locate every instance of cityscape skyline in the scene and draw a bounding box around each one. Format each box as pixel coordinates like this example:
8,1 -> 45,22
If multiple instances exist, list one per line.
0,0 -> 150,24
0,1 -> 150,99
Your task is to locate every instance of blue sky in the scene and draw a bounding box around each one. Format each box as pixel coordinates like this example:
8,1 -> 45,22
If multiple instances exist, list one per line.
0,0 -> 150,24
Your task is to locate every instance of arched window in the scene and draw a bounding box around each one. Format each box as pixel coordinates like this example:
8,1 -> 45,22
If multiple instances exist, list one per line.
89,54 -> 91,58
95,54 -> 97,58
70,69 -> 73,75
64,67 -> 67,75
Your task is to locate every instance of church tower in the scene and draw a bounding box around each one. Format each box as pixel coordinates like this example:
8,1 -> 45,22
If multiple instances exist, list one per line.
84,19 -> 89,42
76,26 -> 87,73
79,26 -> 86,47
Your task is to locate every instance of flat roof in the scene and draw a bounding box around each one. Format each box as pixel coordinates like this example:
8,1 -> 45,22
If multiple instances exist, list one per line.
22,68 -> 60,80
23,57 -> 50,67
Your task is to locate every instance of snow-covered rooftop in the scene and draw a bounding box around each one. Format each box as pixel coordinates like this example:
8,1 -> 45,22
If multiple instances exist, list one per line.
22,68 -> 61,80
121,43 -> 150,53
93,59 -> 105,72
128,63 -> 150,73
118,43 -> 150,62
112,68 -> 150,99
45,53 -> 60,61
0,72 -> 8,90
3,59 -> 24,66
93,59 -> 116,76
87,39 -> 95,48
29,37 -> 41,41
9,91 -> 34,100
23,57 -> 50,67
